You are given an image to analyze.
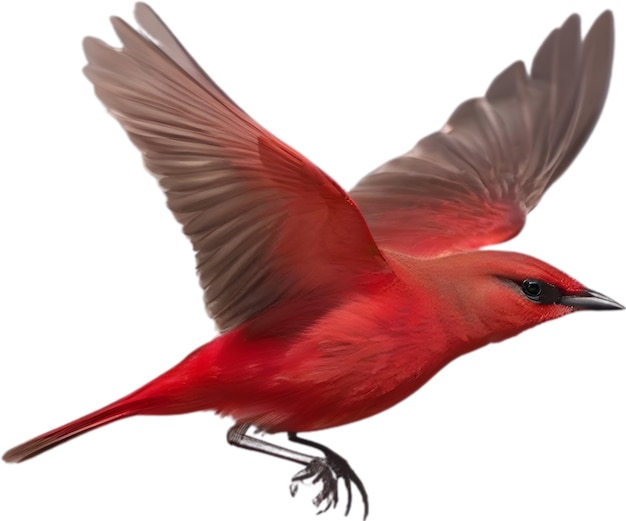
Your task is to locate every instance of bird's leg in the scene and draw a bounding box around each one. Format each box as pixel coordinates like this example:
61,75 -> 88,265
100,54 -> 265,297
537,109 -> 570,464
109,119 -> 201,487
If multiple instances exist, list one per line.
226,424 -> 368,519
227,423 -> 313,465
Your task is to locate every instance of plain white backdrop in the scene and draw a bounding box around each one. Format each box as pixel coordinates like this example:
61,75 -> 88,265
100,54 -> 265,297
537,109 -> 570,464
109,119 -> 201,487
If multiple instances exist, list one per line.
1,1 -> 624,520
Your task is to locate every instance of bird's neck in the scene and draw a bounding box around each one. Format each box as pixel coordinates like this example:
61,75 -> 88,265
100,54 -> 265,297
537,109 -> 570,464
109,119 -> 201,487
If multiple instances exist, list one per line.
386,250 -> 529,358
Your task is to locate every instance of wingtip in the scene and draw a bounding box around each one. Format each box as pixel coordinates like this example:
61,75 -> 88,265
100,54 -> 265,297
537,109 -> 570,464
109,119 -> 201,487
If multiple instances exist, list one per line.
81,36 -> 112,69
597,9 -> 614,25
591,10 -> 615,42
109,15 -> 127,29
530,10 -> 615,82
134,2 -> 154,21
82,35 -> 95,52
134,2 -> 160,39
485,60 -> 528,102
82,35 -> 102,52
561,13 -> 582,30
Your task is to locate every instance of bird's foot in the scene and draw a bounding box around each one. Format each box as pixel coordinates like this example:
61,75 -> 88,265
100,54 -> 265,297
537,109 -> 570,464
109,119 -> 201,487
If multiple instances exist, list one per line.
290,457 -> 339,514
289,449 -> 368,519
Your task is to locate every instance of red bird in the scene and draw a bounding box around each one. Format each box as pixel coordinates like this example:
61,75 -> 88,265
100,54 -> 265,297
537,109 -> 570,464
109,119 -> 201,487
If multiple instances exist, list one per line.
4,4 -> 622,518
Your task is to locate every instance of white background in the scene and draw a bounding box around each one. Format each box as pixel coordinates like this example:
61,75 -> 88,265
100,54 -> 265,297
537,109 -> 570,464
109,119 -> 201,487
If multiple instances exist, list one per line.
1,1 -> 624,520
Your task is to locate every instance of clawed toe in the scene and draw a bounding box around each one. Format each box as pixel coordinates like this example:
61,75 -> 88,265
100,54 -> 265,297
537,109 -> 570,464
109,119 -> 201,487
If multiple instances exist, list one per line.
288,453 -> 368,519
290,458 -> 339,514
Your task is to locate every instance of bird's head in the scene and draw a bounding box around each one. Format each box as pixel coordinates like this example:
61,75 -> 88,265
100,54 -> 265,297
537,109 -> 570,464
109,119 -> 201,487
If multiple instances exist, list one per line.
427,250 -> 624,344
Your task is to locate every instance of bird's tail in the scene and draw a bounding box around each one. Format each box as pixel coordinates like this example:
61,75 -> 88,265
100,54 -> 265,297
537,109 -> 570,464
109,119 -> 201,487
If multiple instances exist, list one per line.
3,339 -> 224,463
2,399 -> 141,462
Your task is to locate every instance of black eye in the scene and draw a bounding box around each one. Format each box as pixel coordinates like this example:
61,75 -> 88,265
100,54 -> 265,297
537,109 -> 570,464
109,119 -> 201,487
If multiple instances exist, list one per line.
522,279 -> 542,298
521,279 -> 562,304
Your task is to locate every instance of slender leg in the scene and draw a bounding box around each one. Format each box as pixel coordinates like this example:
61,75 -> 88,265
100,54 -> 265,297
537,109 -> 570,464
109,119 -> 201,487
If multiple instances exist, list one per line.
226,424 -> 369,519
227,423 -> 313,465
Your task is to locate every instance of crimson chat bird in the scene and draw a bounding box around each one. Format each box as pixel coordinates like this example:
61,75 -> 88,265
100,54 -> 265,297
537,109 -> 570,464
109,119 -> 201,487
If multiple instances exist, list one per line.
3,4 -> 622,518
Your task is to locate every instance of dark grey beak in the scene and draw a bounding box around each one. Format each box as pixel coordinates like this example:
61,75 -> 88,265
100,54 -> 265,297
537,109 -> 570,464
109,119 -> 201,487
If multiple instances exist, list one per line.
560,289 -> 625,310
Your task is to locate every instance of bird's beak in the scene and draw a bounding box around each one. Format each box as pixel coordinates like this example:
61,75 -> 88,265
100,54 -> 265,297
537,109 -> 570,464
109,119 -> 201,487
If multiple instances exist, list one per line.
560,289 -> 625,310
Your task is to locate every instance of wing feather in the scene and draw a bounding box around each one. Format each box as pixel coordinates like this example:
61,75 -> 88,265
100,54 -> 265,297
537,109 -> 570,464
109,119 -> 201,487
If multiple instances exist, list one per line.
83,4 -> 388,333
350,12 -> 614,257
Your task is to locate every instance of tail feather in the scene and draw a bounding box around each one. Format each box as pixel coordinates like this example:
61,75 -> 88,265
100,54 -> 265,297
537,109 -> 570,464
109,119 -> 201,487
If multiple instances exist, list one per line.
3,400 -> 144,463
4,339 -> 225,463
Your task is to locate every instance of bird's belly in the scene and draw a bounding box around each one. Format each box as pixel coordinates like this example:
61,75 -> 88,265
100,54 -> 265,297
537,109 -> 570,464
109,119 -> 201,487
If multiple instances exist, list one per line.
214,282 -> 474,433
226,332 -> 454,433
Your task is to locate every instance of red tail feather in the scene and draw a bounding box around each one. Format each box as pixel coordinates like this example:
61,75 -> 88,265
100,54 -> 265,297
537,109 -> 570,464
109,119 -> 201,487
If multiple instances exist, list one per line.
4,339 -> 223,463
3,400 -> 140,463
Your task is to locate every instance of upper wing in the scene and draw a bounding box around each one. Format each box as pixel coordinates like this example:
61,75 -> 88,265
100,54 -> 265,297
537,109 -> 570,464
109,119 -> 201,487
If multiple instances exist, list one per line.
83,3 -> 388,333
350,12 -> 614,257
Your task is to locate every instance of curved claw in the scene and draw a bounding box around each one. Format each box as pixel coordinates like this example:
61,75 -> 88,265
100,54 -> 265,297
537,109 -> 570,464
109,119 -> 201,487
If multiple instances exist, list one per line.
290,458 -> 339,515
343,473 -> 353,516
288,451 -> 369,519
316,446 -> 368,519
338,462 -> 368,519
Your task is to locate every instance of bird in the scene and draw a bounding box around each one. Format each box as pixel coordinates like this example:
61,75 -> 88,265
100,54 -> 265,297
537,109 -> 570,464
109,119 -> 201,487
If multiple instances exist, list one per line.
3,3 -> 622,519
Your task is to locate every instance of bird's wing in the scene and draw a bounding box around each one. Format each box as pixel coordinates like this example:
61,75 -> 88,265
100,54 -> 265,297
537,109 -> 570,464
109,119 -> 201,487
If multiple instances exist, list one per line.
350,12 -> 614,258
83,3 -> 389,334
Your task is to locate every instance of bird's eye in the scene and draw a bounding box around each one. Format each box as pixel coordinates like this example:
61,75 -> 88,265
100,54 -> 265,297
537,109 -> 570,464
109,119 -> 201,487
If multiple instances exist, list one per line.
521,279 -> 562,304
522,279 -> 542,298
